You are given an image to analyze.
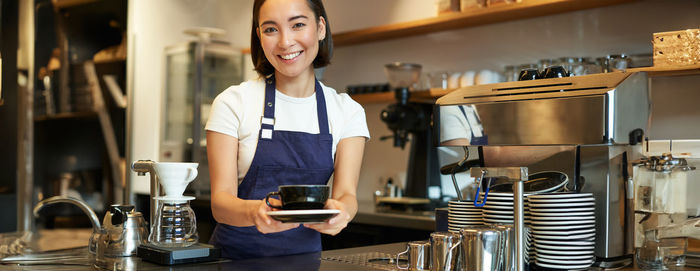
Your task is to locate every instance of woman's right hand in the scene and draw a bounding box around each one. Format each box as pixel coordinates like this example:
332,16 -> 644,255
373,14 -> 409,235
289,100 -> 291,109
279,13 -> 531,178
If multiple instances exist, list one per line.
251,198 -> 300,234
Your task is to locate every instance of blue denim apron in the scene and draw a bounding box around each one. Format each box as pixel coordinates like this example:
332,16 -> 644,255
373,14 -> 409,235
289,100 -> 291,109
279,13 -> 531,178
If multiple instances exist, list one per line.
210,76 -> 334,260
458,105 -> 488,145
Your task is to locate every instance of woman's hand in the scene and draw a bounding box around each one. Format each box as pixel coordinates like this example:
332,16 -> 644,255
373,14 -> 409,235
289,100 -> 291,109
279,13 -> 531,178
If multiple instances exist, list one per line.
303,199 -> 352,236
251,198 -> 300,234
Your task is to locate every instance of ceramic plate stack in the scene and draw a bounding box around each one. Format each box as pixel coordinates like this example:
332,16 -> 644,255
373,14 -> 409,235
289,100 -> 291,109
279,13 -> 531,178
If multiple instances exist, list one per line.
447,200 -> 483,233
480,192 -> 534,263
528,192 -> 596,270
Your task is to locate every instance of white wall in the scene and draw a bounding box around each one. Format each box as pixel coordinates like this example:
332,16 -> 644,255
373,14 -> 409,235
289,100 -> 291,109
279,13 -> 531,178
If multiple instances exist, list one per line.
127,0 -> 253,193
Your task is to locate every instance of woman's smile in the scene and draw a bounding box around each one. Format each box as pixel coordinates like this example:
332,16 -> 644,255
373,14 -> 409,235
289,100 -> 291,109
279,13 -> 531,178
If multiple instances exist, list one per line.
280,51 -> 302,61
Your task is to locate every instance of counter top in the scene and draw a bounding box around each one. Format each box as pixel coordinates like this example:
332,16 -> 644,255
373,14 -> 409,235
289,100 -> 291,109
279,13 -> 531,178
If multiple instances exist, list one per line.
353,200 -> 436,231
1,241 -> 688,271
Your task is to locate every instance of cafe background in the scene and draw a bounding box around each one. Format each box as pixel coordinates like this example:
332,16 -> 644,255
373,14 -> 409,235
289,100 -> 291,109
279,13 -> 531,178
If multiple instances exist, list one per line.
1,0 -> 699,246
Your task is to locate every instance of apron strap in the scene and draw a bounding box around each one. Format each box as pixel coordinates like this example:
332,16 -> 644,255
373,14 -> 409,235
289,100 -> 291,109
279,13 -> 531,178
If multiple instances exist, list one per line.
314,80 -> 330,136
261,76 -> 276,140
261,76 -> 331,140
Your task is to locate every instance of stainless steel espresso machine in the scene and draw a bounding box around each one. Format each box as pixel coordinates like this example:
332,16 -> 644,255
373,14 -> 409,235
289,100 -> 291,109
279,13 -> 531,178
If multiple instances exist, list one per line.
435,71 -> 650,268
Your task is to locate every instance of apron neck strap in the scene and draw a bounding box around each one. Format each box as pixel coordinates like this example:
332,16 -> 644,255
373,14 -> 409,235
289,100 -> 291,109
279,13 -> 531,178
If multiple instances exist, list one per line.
263,76 -> 330,135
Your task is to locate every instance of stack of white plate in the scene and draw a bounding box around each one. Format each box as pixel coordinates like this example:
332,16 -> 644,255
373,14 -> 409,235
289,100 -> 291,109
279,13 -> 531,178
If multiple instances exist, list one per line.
481,192 -> 531,225
528,193 -> 596,270
480,192 -> 534,263
447,200 -> 483,233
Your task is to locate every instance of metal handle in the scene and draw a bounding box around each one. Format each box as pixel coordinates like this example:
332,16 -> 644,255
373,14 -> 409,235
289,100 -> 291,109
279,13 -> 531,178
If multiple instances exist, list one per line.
444,239 -> 461,271
396,248 -> 409,270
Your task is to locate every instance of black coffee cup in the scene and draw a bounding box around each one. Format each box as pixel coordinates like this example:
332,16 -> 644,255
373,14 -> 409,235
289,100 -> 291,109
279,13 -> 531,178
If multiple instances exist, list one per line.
265,185 -> 330,210
541,65 -> 569,79
518,68 -> 541,81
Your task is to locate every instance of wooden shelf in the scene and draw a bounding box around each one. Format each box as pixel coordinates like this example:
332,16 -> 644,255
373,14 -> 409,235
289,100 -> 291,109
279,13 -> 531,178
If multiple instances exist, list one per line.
334,0 -> 636,47
240,0 -> 636,51
628,64 -> 700,77
351,88 -> 453,104
34,111 -> 97,122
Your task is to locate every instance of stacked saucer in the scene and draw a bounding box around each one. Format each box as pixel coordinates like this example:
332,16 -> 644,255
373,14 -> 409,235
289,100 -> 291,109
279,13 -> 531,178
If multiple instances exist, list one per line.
480,192 -> 534,263
447,200 -> 483,233
528,192 -> 596,270
481,192 -> 531,225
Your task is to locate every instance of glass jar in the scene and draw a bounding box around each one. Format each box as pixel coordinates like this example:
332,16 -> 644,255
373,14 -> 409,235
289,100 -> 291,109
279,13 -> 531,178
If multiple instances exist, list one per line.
149,200 -> 198,247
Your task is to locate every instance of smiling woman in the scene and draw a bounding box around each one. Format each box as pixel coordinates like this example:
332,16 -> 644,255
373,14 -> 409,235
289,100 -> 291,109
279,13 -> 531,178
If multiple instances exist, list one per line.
205,0 -> 370,260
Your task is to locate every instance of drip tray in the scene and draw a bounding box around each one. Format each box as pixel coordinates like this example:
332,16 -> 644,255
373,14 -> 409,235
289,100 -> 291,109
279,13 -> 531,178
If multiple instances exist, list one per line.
322,252 -> 405,270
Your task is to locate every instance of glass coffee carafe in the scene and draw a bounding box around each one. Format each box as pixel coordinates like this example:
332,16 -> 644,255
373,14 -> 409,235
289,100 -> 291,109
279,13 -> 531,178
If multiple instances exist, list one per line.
149,199 -> 198,247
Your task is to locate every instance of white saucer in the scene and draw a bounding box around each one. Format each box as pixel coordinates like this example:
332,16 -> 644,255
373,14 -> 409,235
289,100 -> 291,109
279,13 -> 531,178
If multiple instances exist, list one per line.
536,252 -> 595,260
530,224 -> 595,231
527,197 -> 593,203
534,243 -> 594,251
528,193 -> 593,199
532,228 -> 595,236
267,209 -> 340,223
533,233 -> 595,240
530,219 -> 595,225
528,201 -> 594,208
448,209 -> 482,214
535,260 -> 593,269
154,196 -> 195,203
536,248 -> 595,256
535,258 -> 593,270
530,215 -> 595,221
528,207 -> 594,213
530,211 -> 594,217
534,239 -> 595,246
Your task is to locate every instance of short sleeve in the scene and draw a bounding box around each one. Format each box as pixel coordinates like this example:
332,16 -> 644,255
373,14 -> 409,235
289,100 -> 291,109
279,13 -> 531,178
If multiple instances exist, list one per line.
205,86 -> 241,138
340,95 -> 371,141
439,105 -> 472,143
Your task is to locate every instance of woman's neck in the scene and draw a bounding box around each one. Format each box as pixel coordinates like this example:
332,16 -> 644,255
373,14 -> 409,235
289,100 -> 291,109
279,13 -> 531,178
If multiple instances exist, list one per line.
274,69 -> 316,98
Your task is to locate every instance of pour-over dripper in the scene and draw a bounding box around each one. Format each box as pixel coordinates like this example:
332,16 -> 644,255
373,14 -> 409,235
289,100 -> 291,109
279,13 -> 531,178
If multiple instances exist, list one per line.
152,162 -> 198,198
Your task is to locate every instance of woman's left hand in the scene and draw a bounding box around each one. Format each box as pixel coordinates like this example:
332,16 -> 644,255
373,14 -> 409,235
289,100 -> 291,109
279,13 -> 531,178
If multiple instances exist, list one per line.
303,199 -> 351,236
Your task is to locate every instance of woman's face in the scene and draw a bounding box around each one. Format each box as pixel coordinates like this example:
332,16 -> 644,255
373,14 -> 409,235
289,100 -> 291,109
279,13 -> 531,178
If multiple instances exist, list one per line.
257,0 -> 326,79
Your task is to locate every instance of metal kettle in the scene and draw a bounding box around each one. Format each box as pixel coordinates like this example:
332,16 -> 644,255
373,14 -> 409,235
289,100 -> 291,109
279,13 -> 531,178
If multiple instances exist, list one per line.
96,204 -> 148,257
33,197 -> 148,257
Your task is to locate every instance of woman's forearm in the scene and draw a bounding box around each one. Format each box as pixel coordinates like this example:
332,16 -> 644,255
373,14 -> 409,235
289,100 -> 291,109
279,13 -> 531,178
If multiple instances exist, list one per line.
211,190 -> 258,227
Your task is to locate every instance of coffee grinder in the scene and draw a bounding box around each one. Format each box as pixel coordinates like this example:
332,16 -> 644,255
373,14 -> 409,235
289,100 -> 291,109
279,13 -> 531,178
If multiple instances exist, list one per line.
132,160 -> 220,265
380,63 -> 441,202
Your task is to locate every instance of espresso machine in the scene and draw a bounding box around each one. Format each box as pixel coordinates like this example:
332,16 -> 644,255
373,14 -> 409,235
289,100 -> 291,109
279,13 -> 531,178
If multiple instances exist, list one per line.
435,70 -> 650,268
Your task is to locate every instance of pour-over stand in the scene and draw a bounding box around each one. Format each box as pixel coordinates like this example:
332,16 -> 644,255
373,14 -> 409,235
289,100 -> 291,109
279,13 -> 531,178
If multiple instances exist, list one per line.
132,160 -> 220,265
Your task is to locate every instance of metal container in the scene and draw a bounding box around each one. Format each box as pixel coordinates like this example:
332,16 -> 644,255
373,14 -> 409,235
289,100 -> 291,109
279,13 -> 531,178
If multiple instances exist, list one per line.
458,225 -> 507,271
430,232 -> 460,271
396,240 -> 430,270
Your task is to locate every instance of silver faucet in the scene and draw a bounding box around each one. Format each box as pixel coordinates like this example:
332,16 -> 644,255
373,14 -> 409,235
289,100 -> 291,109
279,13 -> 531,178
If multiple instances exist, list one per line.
131,160 -> 161,229
33,196 -> 102,253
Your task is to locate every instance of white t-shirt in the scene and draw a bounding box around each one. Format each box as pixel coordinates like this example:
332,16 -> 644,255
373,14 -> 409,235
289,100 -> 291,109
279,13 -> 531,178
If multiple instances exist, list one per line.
205,78 -> 370,182
439,105 -> 483,143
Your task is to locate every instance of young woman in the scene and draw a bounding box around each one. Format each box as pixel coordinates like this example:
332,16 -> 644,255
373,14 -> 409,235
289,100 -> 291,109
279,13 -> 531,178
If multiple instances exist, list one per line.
205,0 -> 369,259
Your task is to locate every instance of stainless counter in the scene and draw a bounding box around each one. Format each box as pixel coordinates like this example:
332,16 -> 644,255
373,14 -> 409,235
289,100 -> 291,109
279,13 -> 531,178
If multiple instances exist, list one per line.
353,200 -> 435,231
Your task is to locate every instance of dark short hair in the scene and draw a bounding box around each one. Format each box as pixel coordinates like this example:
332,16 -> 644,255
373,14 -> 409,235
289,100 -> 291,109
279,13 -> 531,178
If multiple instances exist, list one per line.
251,0 -> 333,77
